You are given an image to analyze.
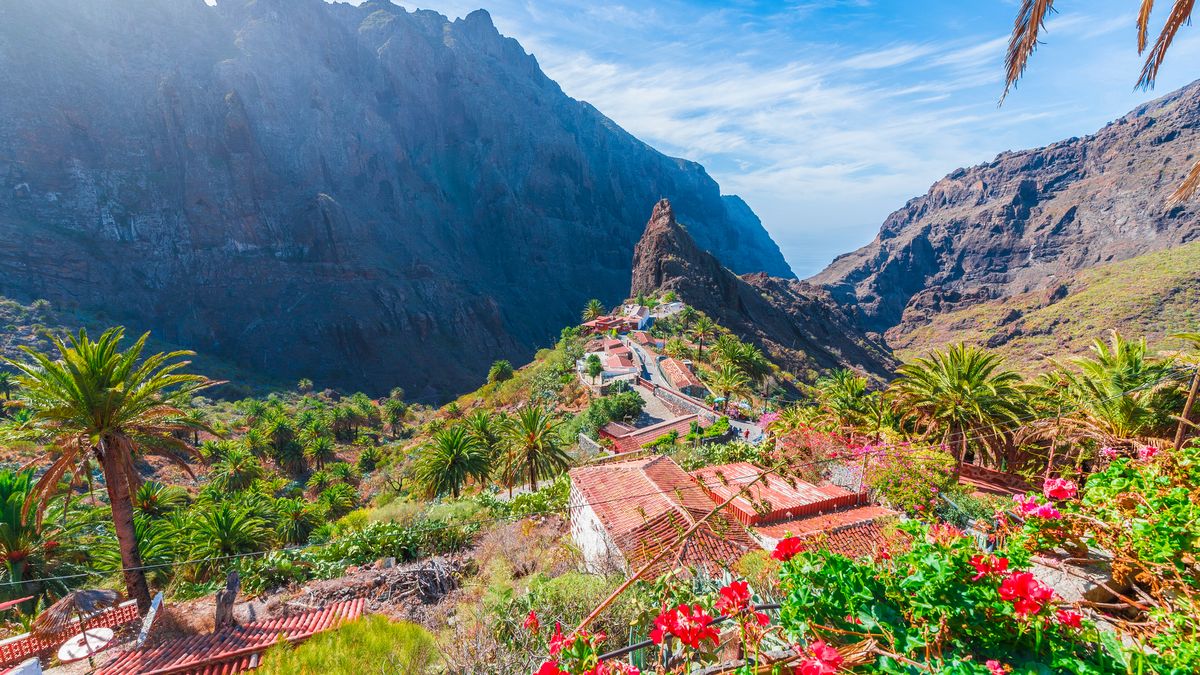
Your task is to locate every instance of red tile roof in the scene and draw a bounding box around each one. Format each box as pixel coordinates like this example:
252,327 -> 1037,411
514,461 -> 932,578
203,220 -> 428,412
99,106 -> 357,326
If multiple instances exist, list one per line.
569,456 -> 755,576
753,505 -> 900,559
604,353 -> 635,370
690,462 -> 860,525
97,598 -> 365,675
603,415 -> 705,454
660,358 -> 705,391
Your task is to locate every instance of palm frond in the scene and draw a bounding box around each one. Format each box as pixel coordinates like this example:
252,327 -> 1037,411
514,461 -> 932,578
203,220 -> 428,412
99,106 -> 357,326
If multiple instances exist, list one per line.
1168,155 -> 1200,205
1138,0 -> 1196,88
1003,0 -> 1057,101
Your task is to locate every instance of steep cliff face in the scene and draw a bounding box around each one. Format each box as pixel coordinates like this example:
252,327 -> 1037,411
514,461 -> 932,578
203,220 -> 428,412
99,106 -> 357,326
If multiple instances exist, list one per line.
0,0 -> 791,400
631,200 -> 894,380
812,80 -> 1200,338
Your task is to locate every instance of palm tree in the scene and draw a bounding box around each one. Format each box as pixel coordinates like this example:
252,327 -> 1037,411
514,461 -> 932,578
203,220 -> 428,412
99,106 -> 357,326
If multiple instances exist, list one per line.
413,427 -> 489,499
318,483 -> 358,519
209,446 -> 265,492
1172,332 -> 1200,450
502,405 -> 570,491
809,369 -> 872,434
382,398 -> 407,439
0,371 -> 13,400
889,343 -> 1025,473
690,317 -> 718,359
188,503 -> 270,579
5,328 -> 213,611
304,435 -> 337,471
274,498 -> 321,545
0,470 -> 77,611
1029,332 -> 1182,448
463,410 -> 503,460
132,481 -> 188,517
677,306 -> 698,330
582,299 -> 605,322
1003,1 -> 1200,203
704,364 -> 751,414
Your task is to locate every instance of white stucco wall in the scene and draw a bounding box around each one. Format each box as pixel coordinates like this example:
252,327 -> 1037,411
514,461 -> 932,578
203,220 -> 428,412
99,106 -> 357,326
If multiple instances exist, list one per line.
569,482 -> 626,574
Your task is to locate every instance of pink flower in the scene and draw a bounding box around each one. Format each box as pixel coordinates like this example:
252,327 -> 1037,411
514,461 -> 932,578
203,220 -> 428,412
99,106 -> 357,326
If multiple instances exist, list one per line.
1014,493 -> 1062,520
523,610 -> 540,634
1032,502 -> 1063,520
1043,477 -> 1078,500
969,554 -> 1009,581
1099,446 -> 1118,460
1138,445 -> 1159,461
772,537 -> 807,562
985,660 -> 1009,675
1055,609 -> 1084,629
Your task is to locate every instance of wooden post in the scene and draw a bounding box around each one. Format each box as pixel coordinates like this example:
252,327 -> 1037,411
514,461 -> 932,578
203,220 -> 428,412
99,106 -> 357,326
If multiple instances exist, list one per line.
215,571 -> 239,629
1174,366 -> 1200,452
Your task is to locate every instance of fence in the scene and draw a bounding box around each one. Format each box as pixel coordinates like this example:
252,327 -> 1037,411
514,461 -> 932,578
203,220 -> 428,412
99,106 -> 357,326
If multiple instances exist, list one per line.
0,600 -> 141,666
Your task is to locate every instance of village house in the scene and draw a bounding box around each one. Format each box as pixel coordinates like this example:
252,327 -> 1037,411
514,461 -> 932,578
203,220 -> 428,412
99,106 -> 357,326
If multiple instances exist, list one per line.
653,301 -> 686,318
621,304 -> 653,331
659,357 -> 708,398
690,462 -> 899,557
598,414 -> 708,454
568,456 -> 757,576
577,337 -> 638,391
569,457 -> 899,576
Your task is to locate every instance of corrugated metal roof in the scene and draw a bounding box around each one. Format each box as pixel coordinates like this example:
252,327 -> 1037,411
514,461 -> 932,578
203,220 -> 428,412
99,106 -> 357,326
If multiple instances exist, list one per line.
97,598 -> 365,675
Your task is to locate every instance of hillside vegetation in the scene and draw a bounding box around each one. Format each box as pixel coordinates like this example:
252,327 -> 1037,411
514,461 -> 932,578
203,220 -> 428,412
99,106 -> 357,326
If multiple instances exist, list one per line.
889,241 -> 1200,368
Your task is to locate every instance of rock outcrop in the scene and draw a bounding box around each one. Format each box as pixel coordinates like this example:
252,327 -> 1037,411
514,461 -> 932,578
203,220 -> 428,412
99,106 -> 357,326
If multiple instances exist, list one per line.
631,200 -> 894,380
0,0 -> 791,400
812,79 -> 1200,338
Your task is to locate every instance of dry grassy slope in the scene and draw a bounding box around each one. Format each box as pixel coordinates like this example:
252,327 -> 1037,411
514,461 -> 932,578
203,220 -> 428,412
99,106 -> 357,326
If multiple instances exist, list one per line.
887,241 -> 1200,370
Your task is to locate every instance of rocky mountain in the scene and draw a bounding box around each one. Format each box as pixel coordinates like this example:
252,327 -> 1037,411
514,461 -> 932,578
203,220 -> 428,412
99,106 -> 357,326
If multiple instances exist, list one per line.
813,80 -> 1200,344
0,0 -> 791,401
631,200 -> 894,381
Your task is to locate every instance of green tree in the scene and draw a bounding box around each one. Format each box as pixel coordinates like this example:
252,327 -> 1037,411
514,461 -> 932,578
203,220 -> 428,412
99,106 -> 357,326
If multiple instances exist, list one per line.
210,446 -> 265,492
809,368 -> 873,434
582,299 -> 605,322
502,405 -> 571,491
133,480 -> 188,518
413,427 -> 488,499
889,343 -> 1025,473
382,398 -> 407,439
318,483 -> 358,520
274,497 -> 321,545
677,306 -> 698,331
1032,331 -> 1183,448
690,316 -> 718,359
0,370 -> 13,400
188,502 -> 271,579
586,354 -> 604,381
5,328 -> 212,611
304,435 -> 337,471
488,360 -> 515,384
0,470 -> 77,610
296,378 -> 314,394
704,363 -> 751,414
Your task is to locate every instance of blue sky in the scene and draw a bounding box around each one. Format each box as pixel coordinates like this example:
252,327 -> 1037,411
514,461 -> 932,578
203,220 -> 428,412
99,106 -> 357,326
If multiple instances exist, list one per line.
379,0 -> 1200,276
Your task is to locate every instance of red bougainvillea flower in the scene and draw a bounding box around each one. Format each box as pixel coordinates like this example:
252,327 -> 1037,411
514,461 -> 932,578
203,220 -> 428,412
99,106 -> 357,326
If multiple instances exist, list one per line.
794,640 -> 844,675
1138,445 -> 1159,460
534,660 -> 567,675
998,572 -> 1055,617
985,660 -> 1010,675
523,610 -> 540,634
1099,446 -> 1118,460
1043,477 -> 1078,500
649,604 -> 719,649
548,622 -> 567,657
772,536 -> 807,562
715,580 -> 753,616
1055,609 -> 1084,629
969,554 -> 1009,581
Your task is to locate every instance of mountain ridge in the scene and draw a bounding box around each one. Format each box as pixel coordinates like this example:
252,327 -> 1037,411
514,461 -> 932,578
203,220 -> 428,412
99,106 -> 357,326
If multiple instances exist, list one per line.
812,79 -> 1200,340
0,0 -> 791,401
